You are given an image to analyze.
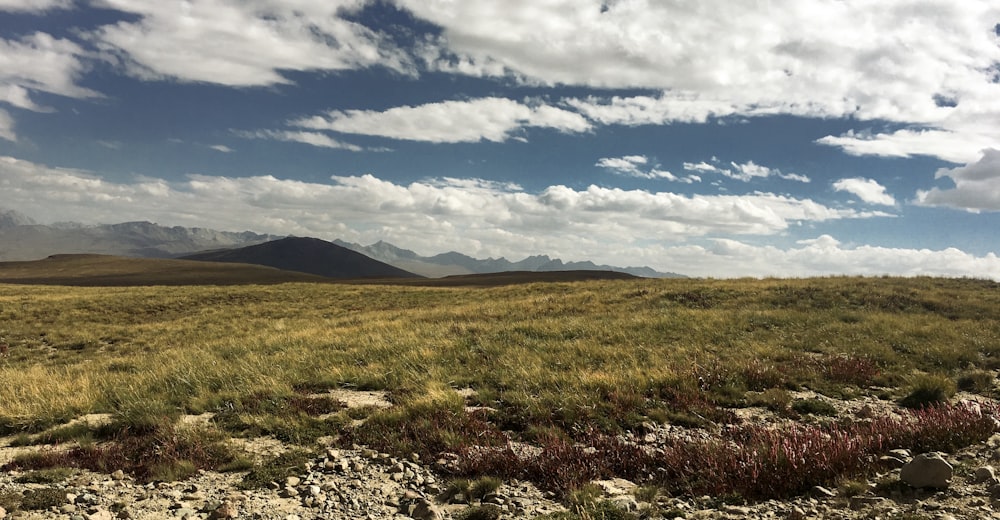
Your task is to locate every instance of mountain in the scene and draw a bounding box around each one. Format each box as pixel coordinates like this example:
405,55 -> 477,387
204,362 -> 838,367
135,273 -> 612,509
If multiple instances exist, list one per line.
0,254 -> 333,286
337,241 -> 684,278
0,209 -> 36,228
0,208 -> 684,278
0,212 -> 282,262
182,237 -> 422,279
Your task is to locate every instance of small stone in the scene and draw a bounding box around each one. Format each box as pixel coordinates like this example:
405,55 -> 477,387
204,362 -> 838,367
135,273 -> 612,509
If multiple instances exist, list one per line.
786,506 -> 806,520
409,499 -> 440,520
880,455 -> 907,468
208,502 -> 239,519
111,470 -> 126,481
901,452 -> 953,489
87,509 -> 116,520
285,476 -> 301,487
308,485 -> 322,497
889,449 -> 912,460
975,466 -> 997,483
280,486 -> 300,498
61,504 -> 79,514
0,506 -> 6,520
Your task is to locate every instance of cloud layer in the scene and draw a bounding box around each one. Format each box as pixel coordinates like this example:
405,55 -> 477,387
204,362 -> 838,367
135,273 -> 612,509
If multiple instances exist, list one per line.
89,0 -> 413,86
5,155 -> 993,279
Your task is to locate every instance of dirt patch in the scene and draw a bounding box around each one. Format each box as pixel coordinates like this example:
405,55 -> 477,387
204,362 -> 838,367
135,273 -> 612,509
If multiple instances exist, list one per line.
321,389 -> 393,409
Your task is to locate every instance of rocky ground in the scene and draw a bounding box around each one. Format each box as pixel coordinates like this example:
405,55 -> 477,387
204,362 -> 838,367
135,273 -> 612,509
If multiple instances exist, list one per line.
4,391 -> 1000,519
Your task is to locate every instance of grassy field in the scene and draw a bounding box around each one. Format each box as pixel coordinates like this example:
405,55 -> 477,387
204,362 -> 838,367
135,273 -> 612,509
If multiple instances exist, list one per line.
2,276 -> 1000,502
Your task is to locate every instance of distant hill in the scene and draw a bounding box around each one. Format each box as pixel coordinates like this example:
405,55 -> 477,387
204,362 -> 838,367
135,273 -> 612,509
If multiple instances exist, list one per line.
182,237 -> 422,279
334,239 -> 684,278
0,254 -> 332,286
0,210 -> 281,261
389,270 -> 639,287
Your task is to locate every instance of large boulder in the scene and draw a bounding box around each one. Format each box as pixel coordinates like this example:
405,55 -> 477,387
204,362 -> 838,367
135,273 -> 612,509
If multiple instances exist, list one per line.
900,452 -> 953,489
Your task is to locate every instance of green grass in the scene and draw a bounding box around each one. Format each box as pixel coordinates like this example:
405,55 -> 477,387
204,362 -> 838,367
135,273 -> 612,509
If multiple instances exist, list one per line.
2,276 -> 999,499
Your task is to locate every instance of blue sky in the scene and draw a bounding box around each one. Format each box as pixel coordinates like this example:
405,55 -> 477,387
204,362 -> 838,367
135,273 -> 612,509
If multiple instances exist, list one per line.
1,0 -> 1000,278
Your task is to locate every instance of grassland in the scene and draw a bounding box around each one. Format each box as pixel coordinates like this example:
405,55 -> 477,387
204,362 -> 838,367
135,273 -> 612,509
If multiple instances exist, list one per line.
2,276 -> 1000,501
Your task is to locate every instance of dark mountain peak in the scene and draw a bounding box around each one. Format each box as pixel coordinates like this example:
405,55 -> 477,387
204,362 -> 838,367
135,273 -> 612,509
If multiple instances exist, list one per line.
182,237 -> 422,279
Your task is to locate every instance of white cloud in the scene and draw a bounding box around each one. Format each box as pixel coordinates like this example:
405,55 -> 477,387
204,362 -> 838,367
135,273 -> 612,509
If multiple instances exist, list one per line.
399,1 -> 1000,163
655,236 -> 1000,280
4,155 -> 995,279
0,32 -> 99,110
816,128 -> 996,164
682,159 -> 810,183
0,154 -> 886,260
916,149 -> 1000,211
0,0 -> 72,12
209,144 -> 234,153
237,130 -> 365,152
595,155 -> 676,180
292,97 -> 591,143
0,109 -> 16,142
833,178 -> 897,206
88,0 -> 413,87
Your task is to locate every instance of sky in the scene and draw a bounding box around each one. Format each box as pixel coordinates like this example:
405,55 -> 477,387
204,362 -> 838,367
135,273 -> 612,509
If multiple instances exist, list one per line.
1,1 -> 1000,279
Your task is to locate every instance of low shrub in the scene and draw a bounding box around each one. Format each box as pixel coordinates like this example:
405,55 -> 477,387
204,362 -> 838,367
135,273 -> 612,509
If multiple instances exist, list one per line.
2,421 -> 238,482
899,373 -> 956,409
791,398 -> 838,417
457,505 -> 503,520
957,370 -> 995,395
455,402 -> 998,500
239,448 -> 316,489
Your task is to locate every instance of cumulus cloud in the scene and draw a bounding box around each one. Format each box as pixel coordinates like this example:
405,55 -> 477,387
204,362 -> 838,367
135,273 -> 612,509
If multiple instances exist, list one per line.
400,1 -> 1000,163
0,32 -> 98,111
0,0 -> 72,12
595,155 -> 677,180
3,155 -> 995,279
916,149 -> 1000,211
0,154 -> 888,262
656,235 -> 1000,279
88,0 -> 413,87
292,97 -> 591,143
682,159 -> 810,183
833,178 -> 897,206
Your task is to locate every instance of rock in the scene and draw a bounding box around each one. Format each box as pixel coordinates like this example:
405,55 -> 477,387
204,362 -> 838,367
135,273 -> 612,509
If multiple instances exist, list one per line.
901,452 -> 953,489
889,449 -> 912,460
0,506 -> 8,519
975,465 -> 996,483
285,476 -> 301,487
409,498 -> 441,520
786,506 -> 806,520
880,455 -> 907,468
208,502 -> 239,519
592,478 -> 637,496
86,509 -> 116,520
111,470 -> 126,481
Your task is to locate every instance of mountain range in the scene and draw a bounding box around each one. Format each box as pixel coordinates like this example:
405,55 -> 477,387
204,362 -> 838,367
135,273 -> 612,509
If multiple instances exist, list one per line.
0,208 -> 683,278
